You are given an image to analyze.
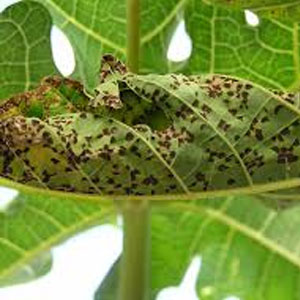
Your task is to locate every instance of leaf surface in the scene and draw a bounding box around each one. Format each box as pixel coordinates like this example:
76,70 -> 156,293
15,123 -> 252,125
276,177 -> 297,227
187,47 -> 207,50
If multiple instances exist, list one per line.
14,0 -> 300,91
31,0 -> 181,93
184,0 -> 300,90
0,178 -> 114,285
1,58 -> 300,196
208,0 -> 300,22
0,251 -> 52,286
95,195 -> 300,299
149,197 -> 300,299
0,1 -> 57,101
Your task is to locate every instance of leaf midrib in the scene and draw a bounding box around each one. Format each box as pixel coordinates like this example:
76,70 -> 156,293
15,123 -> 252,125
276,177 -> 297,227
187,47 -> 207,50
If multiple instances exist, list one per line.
1,176 -> 300,202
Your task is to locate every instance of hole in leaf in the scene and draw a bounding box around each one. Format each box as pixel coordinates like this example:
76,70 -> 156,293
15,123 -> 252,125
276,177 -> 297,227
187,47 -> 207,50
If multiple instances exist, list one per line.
157,256 -> 201,300
0,187 -> 19,212
167,20 -> 192,62
0,0 -> 20,12
51,25 -> 75,76
245,10 -> 260,27
225,297 -> 240,300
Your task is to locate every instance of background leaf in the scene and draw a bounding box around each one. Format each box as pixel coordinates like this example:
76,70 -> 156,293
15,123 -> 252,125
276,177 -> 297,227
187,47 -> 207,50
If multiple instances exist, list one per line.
0,1 -> 58,101
32,0 -> 181,93
94,257 -> 120,300
96,194 -> 300,299
207,0 -> 300,22
0,251 -> 52,287
16,0 -> 300,91
184,0 -> 300,90
149,196 -> 300,299
0,179 -> 114,286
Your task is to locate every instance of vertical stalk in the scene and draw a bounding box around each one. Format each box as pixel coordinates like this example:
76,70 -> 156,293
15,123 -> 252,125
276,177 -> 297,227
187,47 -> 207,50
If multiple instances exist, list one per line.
119,200 -> 150,300
118,1 -> 150,300
126,0 -> 140,72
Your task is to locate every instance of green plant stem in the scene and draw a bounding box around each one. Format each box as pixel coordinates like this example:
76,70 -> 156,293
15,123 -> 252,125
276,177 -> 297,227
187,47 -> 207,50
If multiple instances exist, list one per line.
118,1 -> 150,300
126,0 -> 140,73
119,200 -> 150,300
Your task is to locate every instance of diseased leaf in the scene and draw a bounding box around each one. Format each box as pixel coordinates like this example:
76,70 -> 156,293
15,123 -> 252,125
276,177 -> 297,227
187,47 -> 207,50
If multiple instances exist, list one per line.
1,55 -> 300,196
0,1 -> 58,101
208,0 -> 300,22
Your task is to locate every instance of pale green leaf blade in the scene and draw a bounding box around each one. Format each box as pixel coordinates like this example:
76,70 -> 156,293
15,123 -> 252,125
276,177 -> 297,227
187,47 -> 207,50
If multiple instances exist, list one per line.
0,251 -> 52,287
32,0 -> 181,93
208,0 -> 300,22
0,179 -> 114,285
184,0 -> 300,90
18,0 -> 300,91
0,1 -> 58,101
150,196 -> 300,299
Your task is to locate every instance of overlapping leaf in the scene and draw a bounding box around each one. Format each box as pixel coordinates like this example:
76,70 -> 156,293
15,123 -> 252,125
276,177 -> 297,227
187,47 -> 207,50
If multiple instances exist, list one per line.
0,1 -> 58,101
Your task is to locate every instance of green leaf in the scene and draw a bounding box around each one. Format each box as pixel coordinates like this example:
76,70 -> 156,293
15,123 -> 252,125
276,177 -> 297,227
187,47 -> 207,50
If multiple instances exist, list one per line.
0,178 -> 114,285
207,0 -> 300,22
184,0 -> 300,90
94,257 -> 120,300
0,1 -> 58,101
149,197 -> 300,299
90,194 -> 300,300
0,251 -> 52,287
2,54 -> 300,293
15,0 -> 300,91
31,0 -> 181,93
